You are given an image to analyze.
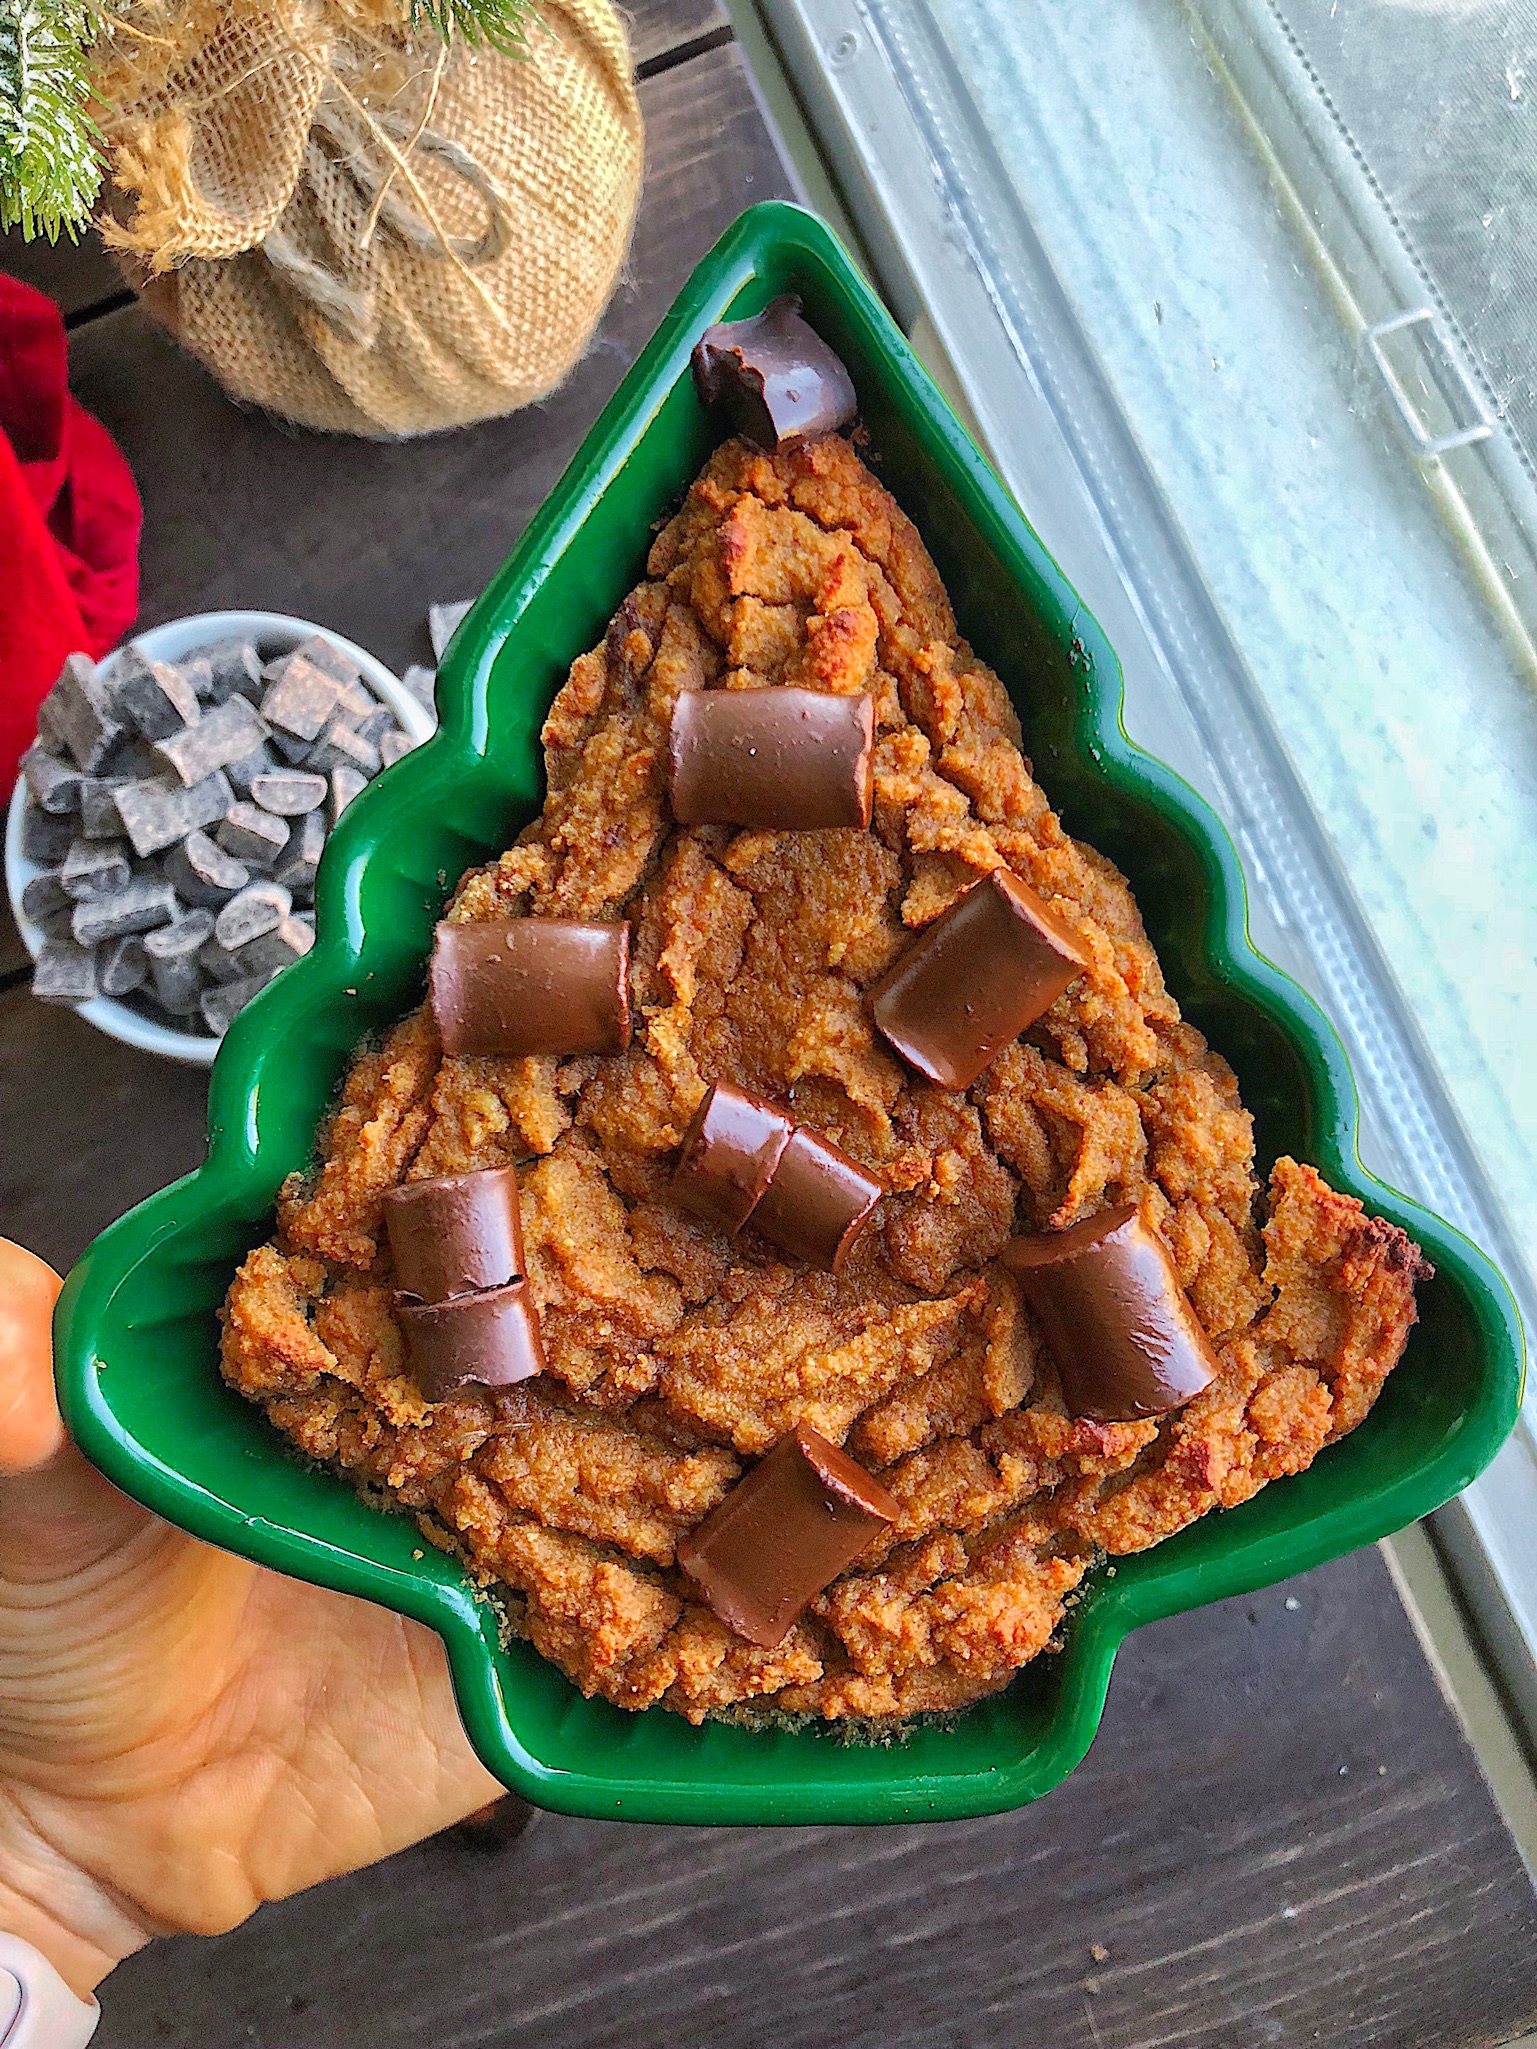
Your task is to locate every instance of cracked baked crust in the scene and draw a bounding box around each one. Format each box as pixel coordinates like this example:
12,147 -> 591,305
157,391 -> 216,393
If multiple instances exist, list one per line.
221,433 -> 1430,1724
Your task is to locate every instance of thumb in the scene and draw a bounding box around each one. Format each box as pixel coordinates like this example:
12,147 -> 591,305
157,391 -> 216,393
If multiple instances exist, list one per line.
0,1241 -> 66,1474
0,1239 -> 151,1574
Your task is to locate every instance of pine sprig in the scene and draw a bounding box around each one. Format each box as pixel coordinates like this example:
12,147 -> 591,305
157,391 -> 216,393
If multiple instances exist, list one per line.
409,0 -> 538,57
0,0 -> 102,239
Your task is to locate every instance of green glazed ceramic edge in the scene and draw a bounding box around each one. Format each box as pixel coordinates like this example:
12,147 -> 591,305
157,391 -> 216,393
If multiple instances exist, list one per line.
54,204 -> 1524,1827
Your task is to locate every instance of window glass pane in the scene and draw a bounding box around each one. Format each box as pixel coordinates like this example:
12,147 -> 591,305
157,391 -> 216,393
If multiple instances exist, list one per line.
830,0 -> 1537,1285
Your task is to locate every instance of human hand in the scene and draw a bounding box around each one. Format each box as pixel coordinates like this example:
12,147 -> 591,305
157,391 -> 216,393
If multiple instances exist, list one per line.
0,1236 -> 502,1998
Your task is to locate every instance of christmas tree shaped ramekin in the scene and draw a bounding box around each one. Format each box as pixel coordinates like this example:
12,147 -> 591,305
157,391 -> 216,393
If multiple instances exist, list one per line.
53,204 -> 1523,1826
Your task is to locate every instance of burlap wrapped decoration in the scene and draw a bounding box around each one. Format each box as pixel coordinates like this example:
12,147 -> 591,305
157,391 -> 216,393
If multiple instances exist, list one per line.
91,0 -> 644,437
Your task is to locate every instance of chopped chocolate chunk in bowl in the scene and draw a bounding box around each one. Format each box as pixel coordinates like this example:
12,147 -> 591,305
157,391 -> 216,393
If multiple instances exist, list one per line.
54,209 -> 1523,1826
5,610 -> 432,1065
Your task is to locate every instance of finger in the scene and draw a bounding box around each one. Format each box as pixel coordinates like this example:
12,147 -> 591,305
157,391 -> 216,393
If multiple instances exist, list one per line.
0,1240 -> 65,1474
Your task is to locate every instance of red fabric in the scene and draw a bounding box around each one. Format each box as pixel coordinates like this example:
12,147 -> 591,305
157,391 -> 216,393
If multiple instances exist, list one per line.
0,273 -> 141,796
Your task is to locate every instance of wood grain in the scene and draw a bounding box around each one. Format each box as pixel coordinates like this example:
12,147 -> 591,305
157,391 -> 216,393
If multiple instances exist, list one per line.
0,901 -> 28,979
0,222 -> 123,318
88,1548 -> 1537,2049
0,985 -> 209,1270
626,0 -> 730,70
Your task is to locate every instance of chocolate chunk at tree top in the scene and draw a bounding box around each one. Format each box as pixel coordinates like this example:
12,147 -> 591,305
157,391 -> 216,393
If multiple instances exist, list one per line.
221,372 -> 1428,1727
691,295 -> 858,451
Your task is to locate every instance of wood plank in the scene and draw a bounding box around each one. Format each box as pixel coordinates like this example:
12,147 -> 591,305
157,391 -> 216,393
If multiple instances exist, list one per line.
0,222 -> 123,318
61,44 -> 795,680
87,1547 -> 1537,2049
0,985 -> 208,1272
625,0 -> 730,70
0,898 -> 29,979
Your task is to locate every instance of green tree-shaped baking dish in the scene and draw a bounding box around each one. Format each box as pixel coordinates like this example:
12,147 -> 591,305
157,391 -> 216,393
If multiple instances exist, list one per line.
54,204 -> 1523,1826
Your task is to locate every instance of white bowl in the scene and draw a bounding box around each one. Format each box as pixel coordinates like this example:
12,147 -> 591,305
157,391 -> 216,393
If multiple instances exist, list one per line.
5,610 -> 435,1068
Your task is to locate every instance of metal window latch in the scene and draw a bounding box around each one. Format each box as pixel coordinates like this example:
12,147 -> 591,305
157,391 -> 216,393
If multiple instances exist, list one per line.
1363,306 -> 1493,458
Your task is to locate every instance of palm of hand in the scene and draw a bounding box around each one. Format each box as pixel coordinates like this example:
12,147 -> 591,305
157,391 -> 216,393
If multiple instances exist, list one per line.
0,1242 -> 499,1997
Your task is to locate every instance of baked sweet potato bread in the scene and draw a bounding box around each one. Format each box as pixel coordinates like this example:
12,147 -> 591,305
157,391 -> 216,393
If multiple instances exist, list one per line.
222,433 -> 1428,1725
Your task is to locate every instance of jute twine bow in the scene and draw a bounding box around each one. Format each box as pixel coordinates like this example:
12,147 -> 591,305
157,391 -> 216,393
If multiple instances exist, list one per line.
264,83 -> 518,345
